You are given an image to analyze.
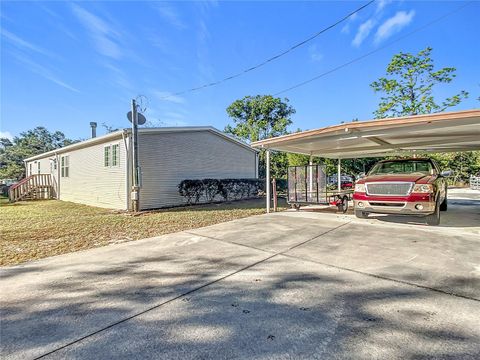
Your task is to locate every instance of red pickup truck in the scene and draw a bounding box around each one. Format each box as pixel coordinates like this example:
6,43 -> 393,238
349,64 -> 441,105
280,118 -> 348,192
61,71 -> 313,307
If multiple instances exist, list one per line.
353,158 -> 449,225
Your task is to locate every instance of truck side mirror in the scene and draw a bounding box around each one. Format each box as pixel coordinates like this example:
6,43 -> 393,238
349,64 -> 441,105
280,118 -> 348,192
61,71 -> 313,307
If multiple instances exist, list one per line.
441,170 -> 453,177
357,172 -> 366,180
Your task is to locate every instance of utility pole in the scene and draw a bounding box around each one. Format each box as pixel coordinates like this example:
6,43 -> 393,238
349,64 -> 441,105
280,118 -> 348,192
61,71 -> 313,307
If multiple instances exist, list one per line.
131,99 -> 140,212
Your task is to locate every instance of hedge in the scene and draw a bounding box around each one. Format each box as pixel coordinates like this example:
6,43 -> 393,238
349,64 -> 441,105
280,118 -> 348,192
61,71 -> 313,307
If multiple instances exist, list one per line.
178,178 -> 265,204
255,178 -> 287,193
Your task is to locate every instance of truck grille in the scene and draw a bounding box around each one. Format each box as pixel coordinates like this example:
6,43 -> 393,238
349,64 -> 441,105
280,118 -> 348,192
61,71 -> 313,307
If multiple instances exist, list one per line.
365,182 -> 413,196
369,202 -> 405,207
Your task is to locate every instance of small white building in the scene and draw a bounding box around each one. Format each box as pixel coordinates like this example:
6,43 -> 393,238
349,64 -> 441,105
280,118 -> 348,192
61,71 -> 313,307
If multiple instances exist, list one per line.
23,127 -> 258,210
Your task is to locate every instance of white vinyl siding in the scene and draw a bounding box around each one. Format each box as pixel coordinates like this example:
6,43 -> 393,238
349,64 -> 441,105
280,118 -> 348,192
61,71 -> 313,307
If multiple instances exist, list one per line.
59,140 -> 127,209
27,137 -> 127,209
24,128 -> 255,211
138,130 -> 256,210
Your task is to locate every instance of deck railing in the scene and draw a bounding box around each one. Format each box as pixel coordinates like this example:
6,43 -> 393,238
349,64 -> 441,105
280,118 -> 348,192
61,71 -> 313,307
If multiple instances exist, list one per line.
8,174 -> 54,202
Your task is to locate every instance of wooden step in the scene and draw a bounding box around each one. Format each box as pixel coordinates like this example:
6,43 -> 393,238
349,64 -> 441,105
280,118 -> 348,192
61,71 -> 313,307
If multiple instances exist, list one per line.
9,174 -> 55,202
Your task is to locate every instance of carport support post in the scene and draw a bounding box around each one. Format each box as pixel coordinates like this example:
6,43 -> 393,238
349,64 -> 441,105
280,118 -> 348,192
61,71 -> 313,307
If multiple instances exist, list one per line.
337,158 -> 341,192
266,149 -> 271,213
309,154 -> 313,194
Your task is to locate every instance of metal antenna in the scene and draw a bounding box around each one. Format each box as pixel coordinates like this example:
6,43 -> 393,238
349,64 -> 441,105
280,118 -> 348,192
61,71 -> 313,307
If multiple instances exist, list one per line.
135,95 -> 149,114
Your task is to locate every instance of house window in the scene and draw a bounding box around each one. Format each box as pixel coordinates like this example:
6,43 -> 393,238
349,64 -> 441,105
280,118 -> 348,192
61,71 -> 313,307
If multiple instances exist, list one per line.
61,156 -> 69,177
112,144 -> 119,166
29,163 -> 32,176
37,162 -> 41,174
50,159 -> 57,173
104,146 -> 111,167
104,144 -> 120,167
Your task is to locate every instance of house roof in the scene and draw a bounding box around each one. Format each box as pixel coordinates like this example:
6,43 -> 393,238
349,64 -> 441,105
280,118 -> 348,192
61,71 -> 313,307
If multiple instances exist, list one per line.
25,126 -> 256,162
251,109 -> 480,159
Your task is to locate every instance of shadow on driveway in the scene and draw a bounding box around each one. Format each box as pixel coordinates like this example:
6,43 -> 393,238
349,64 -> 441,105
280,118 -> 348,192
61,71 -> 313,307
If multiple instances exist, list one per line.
2,234 -> 479,359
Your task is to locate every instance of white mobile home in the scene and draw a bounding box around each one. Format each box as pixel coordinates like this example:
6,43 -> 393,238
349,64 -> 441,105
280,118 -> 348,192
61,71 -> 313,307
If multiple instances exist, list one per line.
22,127 -> 258,210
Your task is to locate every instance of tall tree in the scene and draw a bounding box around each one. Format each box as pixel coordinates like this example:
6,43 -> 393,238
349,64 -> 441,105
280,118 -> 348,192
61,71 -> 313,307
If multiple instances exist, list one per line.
225,95 -> 295,178
0,127 -> 76,180
287,152 -> 381,178
371,47 -> 478,183
371,47 -> 468,118
430,152 -> 480,183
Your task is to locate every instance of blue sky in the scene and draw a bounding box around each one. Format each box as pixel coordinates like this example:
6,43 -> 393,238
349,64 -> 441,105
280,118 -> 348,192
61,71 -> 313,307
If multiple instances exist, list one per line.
1,0 -> 479,140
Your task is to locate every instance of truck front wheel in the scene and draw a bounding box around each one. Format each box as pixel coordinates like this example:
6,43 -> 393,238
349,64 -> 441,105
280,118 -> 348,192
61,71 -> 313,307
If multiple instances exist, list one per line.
425,198 -> 441,226
355,210 -> 368,219
440,191 -> 447,211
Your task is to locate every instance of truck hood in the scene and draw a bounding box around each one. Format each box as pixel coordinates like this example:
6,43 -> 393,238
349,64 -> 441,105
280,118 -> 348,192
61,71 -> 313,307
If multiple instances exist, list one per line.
361,173 -> 433,183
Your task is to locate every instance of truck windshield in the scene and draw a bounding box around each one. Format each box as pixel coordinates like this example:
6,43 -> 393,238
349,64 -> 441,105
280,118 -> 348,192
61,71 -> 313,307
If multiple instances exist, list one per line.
369,160 -> 434,175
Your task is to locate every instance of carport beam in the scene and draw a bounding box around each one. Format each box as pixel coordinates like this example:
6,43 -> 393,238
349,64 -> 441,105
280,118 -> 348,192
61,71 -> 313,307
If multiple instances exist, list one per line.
266,149 -> 270,213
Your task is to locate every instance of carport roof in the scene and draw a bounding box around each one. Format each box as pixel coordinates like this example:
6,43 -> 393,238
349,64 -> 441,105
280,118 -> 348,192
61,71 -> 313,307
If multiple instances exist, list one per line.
251,109 -> 480,159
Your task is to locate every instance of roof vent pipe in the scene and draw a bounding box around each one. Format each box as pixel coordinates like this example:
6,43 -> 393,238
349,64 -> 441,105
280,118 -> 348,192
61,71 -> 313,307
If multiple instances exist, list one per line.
90,122 -> 97,138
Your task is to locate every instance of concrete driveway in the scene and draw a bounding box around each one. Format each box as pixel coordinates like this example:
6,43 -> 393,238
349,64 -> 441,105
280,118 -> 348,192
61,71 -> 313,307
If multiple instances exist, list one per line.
1,190 -> 479,359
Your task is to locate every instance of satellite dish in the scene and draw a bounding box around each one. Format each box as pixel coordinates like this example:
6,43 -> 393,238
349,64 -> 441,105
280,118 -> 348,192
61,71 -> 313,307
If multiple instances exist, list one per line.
127,111 -> 147,125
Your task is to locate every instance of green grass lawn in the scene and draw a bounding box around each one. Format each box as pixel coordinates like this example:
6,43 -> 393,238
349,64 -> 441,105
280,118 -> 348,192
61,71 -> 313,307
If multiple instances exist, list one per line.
0,197 -> 285,266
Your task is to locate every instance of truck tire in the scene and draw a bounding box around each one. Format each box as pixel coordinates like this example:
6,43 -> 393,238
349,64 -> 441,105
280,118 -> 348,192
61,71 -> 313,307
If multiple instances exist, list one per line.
440,190 -> 447,211
355,210 -> 368,219
337,196 -> 349,213
425,197 -> 440,226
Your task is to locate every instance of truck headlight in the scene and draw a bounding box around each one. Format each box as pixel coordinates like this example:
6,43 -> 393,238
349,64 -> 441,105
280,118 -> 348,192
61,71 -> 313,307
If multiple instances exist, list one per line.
412,184 -> 433,193
354,184 -> 365,192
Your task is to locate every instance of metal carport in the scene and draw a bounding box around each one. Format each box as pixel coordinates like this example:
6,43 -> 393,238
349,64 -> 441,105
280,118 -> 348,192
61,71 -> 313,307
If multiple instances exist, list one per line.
251,109 -> 480,212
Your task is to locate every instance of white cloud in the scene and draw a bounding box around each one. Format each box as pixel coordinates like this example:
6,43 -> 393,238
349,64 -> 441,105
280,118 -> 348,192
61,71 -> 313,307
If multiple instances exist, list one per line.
195,17 -> 214,83
71,4 -> 123,59
12,53 -> 80,93
341,11 -> 358,34
375,10 -> 415,43
152,91 -> 185,104
352,19 -> 375,47
153,3 -> 186,29
148,34 -> 170,53
1,29 -> 56,58
341,23 -> 350,34
308,44 -> 323,62
102,62 -> 134,92
376,0 -> 393,14
0,131 -> 13,140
